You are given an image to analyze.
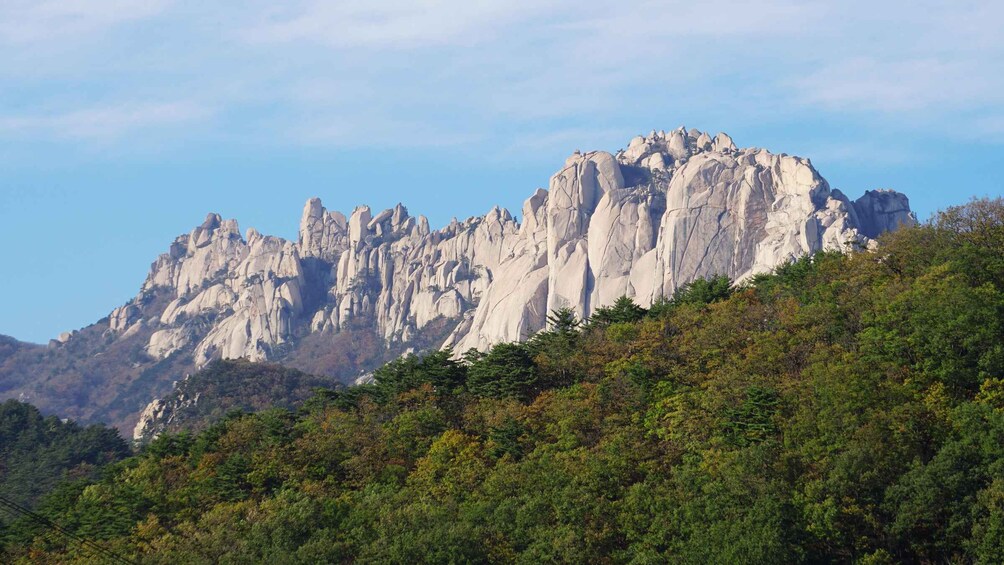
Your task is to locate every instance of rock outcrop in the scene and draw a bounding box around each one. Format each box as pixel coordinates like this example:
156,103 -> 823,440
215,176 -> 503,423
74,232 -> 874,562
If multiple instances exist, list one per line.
105,127 -> 915,371
132,359 -> 338,442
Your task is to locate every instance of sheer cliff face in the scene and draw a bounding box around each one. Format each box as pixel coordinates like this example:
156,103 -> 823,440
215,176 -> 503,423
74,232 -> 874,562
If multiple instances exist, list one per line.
106,127 -> 916,367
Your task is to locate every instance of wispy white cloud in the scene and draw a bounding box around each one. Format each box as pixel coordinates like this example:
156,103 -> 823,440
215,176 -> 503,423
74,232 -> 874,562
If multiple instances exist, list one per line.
0,0 -> 169,43
790,57 -> 1001,113
555,0 -> 822,40
799,140 -> 918,167
0,0 -> 1002,156
238,0 -> 568,49
0,101 -> 211,140
282,114 -> 485,148
493,126 -> 632,161
778,1 -> 1004,128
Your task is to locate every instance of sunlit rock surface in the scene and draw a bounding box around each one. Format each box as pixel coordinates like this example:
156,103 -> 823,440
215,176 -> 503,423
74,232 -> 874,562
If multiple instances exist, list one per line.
107,127 -> 915,366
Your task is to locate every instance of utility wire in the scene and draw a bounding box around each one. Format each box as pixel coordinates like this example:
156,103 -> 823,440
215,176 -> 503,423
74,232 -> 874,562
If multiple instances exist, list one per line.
0,494 -> 135,564
0,494 -> 131,564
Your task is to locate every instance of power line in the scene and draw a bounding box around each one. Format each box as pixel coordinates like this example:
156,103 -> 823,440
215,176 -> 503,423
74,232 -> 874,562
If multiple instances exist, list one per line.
0,494 -> 135,564
0,494 -> 133,564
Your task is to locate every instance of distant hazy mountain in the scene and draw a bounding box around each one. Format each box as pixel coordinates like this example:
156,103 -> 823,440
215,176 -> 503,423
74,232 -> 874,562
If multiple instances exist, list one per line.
0,127 -> 914,434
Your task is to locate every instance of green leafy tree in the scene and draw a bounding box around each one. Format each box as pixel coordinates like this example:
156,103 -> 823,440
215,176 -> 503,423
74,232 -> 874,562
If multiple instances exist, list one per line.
467,342 -> 538,401
590,296 -> 648,327
10,199 -> 1004,564
373,348 -> 467,398
649,274 -> 734,317
526,308 -> 582,390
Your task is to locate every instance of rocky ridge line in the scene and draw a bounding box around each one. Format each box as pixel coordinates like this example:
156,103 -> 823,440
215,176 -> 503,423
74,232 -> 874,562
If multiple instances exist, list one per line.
101,127 -> 914,376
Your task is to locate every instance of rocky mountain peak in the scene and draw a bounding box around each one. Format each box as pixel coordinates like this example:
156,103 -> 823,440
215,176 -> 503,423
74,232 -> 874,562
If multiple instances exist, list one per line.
67,127 -> 917,435
299,197 -> 347,261
618,126 -> 738,175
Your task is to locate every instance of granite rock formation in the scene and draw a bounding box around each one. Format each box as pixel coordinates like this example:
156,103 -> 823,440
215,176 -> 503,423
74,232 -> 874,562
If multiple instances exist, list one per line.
3,127 -> 915,435
108,127 -> 915,368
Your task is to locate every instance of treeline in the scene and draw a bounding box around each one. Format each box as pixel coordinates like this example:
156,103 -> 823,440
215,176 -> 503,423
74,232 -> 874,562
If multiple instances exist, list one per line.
4,199 -> 1004,563
135,358 -> 341,441
0,401 -> 129,529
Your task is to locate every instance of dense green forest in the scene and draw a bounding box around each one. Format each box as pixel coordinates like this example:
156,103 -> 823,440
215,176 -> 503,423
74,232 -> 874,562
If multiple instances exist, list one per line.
0,400 -> 130,527
4,199 -> 1004,563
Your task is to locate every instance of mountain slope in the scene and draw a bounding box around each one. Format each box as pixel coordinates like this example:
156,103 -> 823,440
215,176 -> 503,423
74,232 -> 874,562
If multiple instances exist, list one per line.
5,198 -> 1001,564
0,400 -> 129,524
132,359 -> 340,442
0,127 -> 914,433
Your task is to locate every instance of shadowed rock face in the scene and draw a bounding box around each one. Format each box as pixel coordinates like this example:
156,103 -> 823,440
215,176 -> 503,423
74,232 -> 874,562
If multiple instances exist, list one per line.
105,127 -> 915,367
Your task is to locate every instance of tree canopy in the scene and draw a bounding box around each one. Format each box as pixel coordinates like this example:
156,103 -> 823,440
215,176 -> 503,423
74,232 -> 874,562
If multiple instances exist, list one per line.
5,198 -> 1004,564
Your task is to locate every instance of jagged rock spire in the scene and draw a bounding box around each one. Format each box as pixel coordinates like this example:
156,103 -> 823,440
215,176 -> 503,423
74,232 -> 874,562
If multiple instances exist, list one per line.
110,127 -> 915,370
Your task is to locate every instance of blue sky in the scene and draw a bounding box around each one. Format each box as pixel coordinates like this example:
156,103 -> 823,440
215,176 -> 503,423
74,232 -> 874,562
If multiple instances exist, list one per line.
1,0 -> 1002,343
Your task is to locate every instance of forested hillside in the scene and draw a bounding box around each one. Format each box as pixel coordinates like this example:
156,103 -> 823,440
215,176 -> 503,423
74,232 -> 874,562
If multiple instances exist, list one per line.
0,401 -> 129,530
133,359 -> 341,442
4,199 -> 1004,563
